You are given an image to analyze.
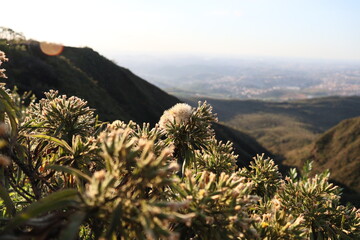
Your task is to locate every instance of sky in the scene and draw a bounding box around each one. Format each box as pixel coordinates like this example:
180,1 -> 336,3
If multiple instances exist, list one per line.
2,0 -> 360,60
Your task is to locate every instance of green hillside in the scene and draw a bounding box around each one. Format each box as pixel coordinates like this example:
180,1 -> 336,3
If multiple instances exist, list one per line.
185,97 -> 360,160
310,116 -> 360,192
285,117 -> 360,206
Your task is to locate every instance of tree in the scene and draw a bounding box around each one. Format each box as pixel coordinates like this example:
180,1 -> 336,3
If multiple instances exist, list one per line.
0,27 -> 25,41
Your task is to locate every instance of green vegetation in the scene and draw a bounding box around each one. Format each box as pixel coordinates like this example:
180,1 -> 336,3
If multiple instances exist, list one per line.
185,97 -> 360,206
226,113 -> 316,159
0,49 -> 360,239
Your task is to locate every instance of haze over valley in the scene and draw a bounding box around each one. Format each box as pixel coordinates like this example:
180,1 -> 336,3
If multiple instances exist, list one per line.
115,54 -> 360,100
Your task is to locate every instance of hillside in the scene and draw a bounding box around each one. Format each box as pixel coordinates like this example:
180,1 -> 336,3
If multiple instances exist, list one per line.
286,117 -> 360,191
185,97 -> 360,160
285,117 -> 360,206
0,40 -> 179,124
0,40 -> 271,166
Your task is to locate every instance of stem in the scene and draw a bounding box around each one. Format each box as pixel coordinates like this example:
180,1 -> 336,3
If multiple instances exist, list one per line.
10,151 -> 41,199
7,170 -> 35,201
311,223 -> 318,240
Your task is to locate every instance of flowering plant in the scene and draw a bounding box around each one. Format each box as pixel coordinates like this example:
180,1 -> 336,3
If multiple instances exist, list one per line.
0,50 -> 359,239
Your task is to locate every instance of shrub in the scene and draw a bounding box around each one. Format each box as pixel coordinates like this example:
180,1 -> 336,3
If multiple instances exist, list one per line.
0,50 -> 359,239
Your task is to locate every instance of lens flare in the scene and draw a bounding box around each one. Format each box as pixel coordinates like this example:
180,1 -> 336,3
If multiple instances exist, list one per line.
40,42 -> 64,56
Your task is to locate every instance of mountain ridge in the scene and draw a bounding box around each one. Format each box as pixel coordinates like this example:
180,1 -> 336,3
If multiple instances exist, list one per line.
1,41 -> 180,124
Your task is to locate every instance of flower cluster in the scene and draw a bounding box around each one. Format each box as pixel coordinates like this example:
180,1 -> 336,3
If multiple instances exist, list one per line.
195,137 -> 238,174
159,102 -> 218,176
159,103 -> 193,130
22,90 -> 96,142
173,170 -> 259,239
0,51 -> 8,79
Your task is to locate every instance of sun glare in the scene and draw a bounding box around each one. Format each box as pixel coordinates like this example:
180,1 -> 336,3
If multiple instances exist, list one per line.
39,42 -> 64,56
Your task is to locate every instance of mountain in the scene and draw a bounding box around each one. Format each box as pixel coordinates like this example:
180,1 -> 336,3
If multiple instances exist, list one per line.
0,40 -> 271,166
1,40 -> 179,124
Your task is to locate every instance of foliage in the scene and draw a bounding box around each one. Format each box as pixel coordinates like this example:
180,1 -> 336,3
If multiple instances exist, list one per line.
239,154 -> 282,199
192,97 -> 360,204
0,50 -> 359,239
172,170 -> 259,240
22,89 -> 97,142
277,163 -> 360,239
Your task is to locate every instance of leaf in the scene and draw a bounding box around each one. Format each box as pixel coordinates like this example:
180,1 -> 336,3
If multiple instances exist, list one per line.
0,184 -> 16,216
59,211 -> 86,240
105,202 -> 123,238
7,189 -> 79,230
0,88 -> 19,136
24,134 -> 73,153
2,100 -> 18,136
46,165 -> 92,182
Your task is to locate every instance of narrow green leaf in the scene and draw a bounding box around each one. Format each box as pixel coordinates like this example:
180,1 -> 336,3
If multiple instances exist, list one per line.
0,184 -> 16,216
0,88 -> 16,105
106,202 -> 123,238
7,189 -> 79,229
2,101 -> 18,135
46,165 -> 92,182
59,211 -> 86,240
24,134 -> 73,153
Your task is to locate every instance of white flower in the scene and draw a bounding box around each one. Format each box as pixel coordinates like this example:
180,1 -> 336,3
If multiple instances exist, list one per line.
93,169 -> 106,181
159,103 -> 193,129
0,51 -> 8,63
0,51 -> 8,79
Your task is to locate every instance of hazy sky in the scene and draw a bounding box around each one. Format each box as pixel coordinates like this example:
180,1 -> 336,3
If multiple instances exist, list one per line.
2,0 -> 360,60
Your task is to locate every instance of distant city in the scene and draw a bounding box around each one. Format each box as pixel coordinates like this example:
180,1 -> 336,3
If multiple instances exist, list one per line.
114,54 -> 360,100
